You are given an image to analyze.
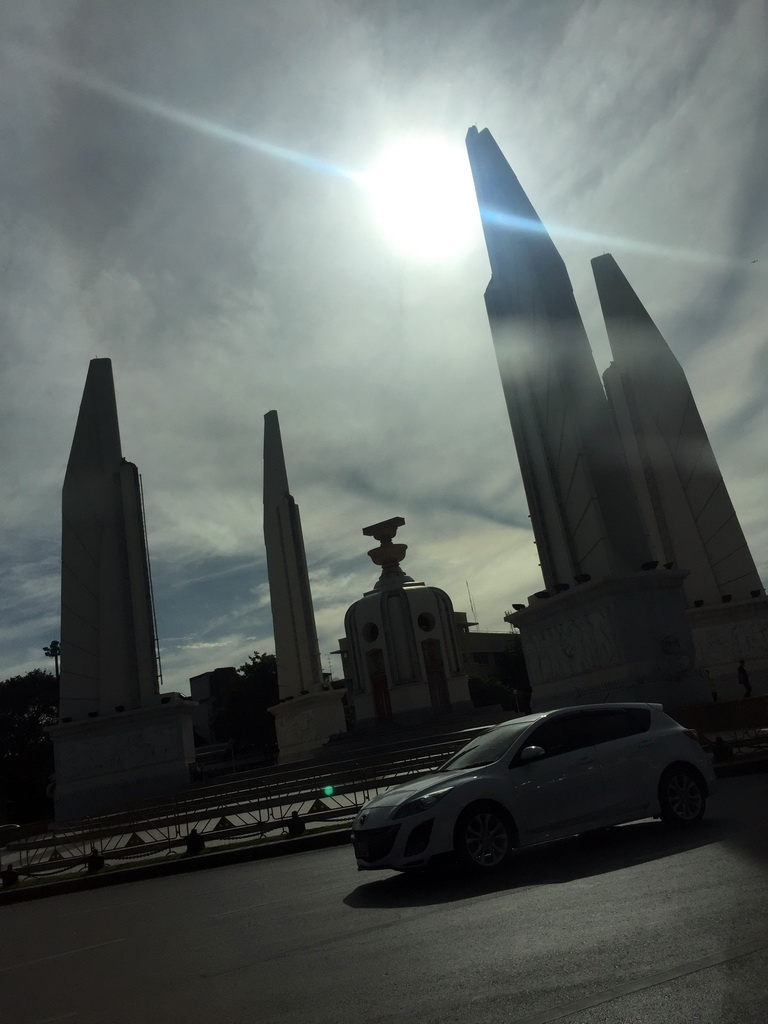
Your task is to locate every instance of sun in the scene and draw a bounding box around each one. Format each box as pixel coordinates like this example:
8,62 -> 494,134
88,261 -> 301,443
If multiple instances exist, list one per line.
361,137 -> 479,260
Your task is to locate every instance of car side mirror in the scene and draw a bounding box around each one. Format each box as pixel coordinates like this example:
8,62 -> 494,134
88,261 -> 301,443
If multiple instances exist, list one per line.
519,745 -> 545,762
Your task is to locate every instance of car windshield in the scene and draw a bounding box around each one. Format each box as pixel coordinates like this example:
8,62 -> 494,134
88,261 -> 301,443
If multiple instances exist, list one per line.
437,720 -> 535,771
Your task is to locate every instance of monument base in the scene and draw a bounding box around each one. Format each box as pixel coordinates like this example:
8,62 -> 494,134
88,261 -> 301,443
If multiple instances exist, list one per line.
351,674 -> 472,731
48,696 -> 197,823
269,690 -> 348,764
506,570 -> 709,711
689,597 -> 768,699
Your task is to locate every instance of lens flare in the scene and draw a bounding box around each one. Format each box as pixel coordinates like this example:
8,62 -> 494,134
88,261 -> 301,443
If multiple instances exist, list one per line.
10,44 -> 743,271
361,138 -> 479,260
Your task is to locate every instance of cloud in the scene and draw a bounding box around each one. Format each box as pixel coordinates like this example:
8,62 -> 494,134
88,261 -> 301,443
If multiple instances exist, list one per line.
2,0 -> 767,696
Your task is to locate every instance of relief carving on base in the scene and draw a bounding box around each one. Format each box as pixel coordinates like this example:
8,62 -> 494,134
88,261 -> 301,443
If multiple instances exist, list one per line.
695,616 -> 768,663
279,708 -> 314,746
525,608 -> 618,686
56,721 -> 175,781
656,634 -> 695,680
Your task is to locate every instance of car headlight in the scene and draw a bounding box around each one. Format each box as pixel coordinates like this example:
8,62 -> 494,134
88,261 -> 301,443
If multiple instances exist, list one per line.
393,787 -> 454,819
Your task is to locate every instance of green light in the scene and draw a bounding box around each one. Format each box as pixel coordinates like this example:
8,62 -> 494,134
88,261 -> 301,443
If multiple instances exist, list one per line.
323,785 -> 335,796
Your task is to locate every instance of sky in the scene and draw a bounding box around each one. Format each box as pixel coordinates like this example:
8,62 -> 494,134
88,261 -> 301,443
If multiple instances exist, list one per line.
2,0 -> 767,695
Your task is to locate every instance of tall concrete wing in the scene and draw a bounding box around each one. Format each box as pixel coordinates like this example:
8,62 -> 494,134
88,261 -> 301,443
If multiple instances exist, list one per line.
593,253 -> 762,605
263,410 -> 324,697
465,127 -> 652,589
60,358 -> 160,720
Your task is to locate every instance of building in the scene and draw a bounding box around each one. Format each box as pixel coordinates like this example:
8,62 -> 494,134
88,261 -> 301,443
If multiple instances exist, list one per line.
189,667 -> 241,745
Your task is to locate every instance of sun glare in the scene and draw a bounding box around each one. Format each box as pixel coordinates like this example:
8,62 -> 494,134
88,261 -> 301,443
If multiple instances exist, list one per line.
362,138 -> 479,260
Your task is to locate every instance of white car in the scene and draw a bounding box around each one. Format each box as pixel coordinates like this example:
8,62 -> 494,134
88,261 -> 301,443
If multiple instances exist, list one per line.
351,703 -> 716,873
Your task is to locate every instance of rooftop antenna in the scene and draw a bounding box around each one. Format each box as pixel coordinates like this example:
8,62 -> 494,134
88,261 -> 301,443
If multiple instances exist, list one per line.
466,581 -> 479,629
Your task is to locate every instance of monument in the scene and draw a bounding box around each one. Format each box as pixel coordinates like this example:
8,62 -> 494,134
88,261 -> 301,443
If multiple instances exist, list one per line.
465,126 -> 705,708
262,410 -> 346,761
594,253 -> 762,606
342,518 -> 470,728
593,254 -> 768,691
48,359 -> 196,821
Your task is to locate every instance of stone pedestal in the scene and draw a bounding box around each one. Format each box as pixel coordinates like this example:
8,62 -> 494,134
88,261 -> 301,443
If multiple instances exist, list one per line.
506,570 -> 709,710
269,690 -> 347,764
48,697 -> 197,823
689,598 -> 768,700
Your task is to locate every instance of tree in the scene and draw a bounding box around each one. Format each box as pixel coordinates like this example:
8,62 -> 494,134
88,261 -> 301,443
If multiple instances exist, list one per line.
43,640 -> 61,683
210,652 -> 278,760
0,669 -> 58,822
237,651 -> 279,696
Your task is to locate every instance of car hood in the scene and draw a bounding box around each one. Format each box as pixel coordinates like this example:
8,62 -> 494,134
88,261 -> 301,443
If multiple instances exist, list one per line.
361,769 -> 478,810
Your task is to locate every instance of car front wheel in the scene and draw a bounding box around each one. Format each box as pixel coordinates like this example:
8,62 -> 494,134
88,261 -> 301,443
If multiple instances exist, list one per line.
658,766 -> 706,826
454,803 -> 515,872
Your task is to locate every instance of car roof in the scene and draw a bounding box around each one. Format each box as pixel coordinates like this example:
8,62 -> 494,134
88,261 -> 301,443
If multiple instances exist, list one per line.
486,703 -> 664,733
544,702 -> 664,713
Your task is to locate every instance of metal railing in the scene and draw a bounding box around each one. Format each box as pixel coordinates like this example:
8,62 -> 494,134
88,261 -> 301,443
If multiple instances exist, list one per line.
2,733 -> 468,878
5,699 -> 764,882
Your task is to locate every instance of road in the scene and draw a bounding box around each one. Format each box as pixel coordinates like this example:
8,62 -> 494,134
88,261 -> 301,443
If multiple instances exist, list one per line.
1,774 -> 766,1024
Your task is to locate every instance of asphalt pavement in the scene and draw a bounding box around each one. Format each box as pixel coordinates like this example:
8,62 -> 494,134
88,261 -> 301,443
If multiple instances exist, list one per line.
1,774 -> 766,1024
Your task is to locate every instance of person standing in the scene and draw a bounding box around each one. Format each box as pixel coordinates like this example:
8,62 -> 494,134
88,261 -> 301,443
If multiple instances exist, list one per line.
704,669 -> 717,703
737,660 -> 752,698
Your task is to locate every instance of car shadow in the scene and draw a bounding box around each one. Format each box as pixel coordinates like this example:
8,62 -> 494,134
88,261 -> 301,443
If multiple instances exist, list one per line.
343,814 -> 730,909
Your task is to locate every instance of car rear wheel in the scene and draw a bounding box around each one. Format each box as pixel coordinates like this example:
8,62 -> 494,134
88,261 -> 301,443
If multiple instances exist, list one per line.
454,803 -> 515,872
658,766 -> 706,826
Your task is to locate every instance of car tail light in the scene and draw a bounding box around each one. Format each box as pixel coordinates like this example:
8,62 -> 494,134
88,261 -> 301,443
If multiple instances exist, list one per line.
682,728 -> 699,742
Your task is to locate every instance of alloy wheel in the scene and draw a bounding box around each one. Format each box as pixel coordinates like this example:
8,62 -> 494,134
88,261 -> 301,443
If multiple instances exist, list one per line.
463,811 -> 510,868
664,771 -> 704,822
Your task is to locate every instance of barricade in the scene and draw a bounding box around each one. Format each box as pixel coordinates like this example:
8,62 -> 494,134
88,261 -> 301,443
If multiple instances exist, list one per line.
1,734 -> 464,878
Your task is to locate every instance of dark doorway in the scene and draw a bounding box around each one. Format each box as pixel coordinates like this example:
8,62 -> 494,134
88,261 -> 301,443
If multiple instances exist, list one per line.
366,648 -> 392,723
422,640 -> 451,713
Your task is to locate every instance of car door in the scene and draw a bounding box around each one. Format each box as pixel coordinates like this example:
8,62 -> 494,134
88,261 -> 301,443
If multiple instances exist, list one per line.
508,712 -> 605,843
581,708 -> 656,821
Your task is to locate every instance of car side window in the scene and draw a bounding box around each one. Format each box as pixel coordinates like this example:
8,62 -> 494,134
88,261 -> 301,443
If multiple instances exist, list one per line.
523,715 -> 590,759
581,709 -> 650,745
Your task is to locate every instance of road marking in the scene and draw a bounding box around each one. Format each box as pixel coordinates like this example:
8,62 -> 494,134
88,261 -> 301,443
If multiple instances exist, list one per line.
0,938 -> 125,973
510,934 -> 768,1023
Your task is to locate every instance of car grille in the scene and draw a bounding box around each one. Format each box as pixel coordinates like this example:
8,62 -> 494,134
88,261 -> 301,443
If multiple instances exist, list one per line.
351,824 -> 401,862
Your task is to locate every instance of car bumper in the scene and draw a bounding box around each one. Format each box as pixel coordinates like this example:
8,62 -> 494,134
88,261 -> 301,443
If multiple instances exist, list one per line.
351,814 -> 453,870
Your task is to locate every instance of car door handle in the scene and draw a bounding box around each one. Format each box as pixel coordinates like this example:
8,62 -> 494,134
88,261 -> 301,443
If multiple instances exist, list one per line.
577,757 -> 595,765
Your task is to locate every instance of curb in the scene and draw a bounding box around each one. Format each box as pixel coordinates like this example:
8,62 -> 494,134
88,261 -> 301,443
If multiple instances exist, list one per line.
713,755 -> 768,777
0,827 -> 352,906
